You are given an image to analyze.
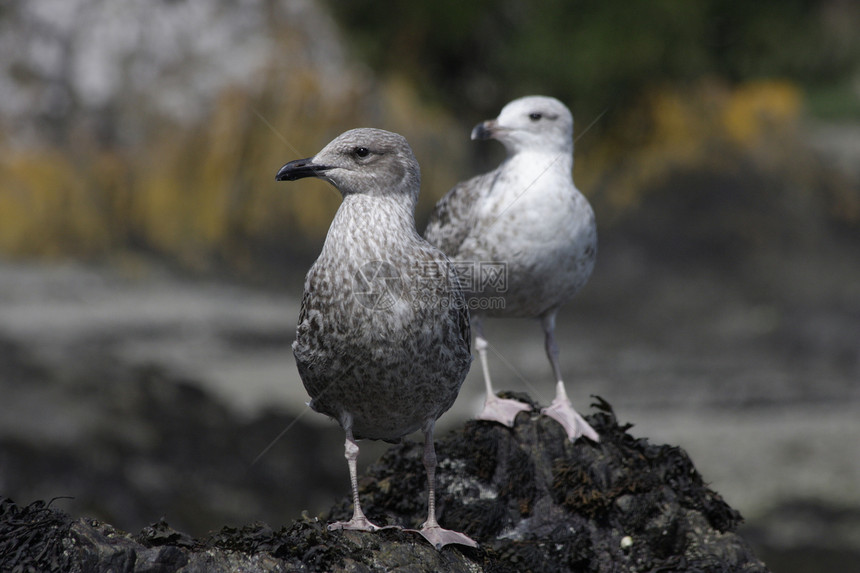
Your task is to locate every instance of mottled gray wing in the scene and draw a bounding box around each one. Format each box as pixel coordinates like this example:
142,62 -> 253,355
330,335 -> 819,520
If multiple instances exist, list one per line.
297,289 -> 309,328
423,171 -> 495,257
453,280 -> 471,355
439,257 -> 472,356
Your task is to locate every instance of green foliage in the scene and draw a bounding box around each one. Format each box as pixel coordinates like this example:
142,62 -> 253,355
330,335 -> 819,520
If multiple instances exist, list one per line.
327,0 -> 860,120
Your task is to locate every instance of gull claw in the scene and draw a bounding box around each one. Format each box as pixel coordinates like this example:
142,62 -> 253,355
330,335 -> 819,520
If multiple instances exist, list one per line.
407,525 -> 478,550
477,395 -> 532,427
541,397 -> 599,442
328,517 -> 398,532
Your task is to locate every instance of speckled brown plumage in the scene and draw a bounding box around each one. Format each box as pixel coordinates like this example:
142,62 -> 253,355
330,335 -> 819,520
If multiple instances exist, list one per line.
276,128 -> 475,548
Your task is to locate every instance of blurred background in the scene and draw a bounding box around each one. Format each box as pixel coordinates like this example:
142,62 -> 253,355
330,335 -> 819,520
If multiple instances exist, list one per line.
0,1 -> 858,571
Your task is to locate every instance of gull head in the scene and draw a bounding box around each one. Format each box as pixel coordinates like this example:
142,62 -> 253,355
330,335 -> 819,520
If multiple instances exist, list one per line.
276,128 -> 421,202
472,95 -> 573,155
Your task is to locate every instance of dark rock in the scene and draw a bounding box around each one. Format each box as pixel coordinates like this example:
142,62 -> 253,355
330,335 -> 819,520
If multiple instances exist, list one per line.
0,332 -> 345,536
0,497 -> 74,572
0,398 -> 769,572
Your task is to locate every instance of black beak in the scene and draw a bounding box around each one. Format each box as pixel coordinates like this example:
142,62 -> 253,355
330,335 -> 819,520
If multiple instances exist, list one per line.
470,120 -> 497,141
275,158 -> 331,181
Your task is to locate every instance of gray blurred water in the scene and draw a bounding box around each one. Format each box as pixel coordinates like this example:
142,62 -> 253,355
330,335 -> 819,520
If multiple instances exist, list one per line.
0,257 -> 858,569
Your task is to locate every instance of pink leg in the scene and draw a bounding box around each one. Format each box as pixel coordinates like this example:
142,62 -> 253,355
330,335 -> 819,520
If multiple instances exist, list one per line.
474,315 -> 531,426
328,421 -> 385,532
413,420 -> 477,549
539,312 -> 599,442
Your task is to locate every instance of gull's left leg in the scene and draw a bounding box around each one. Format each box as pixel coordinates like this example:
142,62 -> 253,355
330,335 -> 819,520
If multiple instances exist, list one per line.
539,311 -> 599,442
412,420 -> 478,549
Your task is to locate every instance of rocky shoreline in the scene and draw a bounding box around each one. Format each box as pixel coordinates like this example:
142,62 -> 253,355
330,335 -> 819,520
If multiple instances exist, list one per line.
1,397 -> 768,572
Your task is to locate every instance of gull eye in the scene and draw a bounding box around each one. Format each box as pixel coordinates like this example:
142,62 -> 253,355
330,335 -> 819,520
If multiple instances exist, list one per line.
354,146 -> 370,158
529,112 -> 542,121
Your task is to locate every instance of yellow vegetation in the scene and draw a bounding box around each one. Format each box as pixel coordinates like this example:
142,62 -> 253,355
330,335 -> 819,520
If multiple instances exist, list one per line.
576,79 -> 805,215
723,80 -> 802,147
0,62 -> 467,269
0,74 -> 840,268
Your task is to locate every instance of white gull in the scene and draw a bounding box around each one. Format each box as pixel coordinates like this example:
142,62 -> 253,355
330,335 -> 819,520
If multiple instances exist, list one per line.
424,96 -> 599,442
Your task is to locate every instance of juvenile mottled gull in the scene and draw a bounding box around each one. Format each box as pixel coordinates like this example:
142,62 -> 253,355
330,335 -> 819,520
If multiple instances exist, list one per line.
276,128 -> 476,549
425,96 -> 599,442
